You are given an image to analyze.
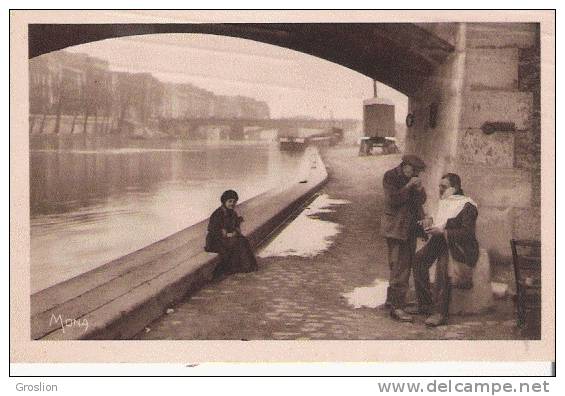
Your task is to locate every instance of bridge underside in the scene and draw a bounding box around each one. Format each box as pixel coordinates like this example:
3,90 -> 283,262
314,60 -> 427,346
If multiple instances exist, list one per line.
29,23 -> 454,95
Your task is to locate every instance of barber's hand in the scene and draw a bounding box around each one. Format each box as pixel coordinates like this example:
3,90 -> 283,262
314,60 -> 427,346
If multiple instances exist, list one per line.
425,226 -> 444,236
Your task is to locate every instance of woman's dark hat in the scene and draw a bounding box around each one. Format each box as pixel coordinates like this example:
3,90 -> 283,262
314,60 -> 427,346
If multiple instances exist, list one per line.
401,154 -> 426,170
221,189 -> 239,204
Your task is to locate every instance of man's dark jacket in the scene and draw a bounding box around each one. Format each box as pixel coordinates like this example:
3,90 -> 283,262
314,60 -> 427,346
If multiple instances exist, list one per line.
444,201 -> 480,267
381,166 -> 426,241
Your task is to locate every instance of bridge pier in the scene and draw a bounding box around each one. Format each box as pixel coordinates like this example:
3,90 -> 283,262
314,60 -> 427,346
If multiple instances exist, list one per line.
405,22 -> 540,263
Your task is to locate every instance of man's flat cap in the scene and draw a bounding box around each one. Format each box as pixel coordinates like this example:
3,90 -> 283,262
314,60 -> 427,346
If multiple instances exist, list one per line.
402,154 -> 426,170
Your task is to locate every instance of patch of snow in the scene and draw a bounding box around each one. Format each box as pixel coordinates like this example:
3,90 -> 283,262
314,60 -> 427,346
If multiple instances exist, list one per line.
342,278 -> 389,309
257,194 -> 350,258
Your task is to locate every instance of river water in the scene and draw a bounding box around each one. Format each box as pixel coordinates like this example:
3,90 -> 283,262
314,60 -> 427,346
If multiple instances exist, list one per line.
30,135 -> 305,293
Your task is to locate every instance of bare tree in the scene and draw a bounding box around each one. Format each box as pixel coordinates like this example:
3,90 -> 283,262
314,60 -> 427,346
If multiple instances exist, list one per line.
37,76 -> 50,135
81,66 -> 96,135
53,75 -> 65,135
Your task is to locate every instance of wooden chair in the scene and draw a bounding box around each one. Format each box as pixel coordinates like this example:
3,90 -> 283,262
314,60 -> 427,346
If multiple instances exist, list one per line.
510,239 -> 541,338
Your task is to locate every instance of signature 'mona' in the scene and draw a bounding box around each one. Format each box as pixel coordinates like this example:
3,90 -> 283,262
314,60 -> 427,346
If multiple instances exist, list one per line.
49,314 -> 88,334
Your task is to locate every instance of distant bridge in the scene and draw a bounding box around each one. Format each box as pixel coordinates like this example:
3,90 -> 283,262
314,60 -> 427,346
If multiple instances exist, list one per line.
158,117 -> 361,139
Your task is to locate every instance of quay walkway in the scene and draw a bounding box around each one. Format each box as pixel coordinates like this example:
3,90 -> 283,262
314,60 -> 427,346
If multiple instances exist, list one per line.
137,147 -> 522,341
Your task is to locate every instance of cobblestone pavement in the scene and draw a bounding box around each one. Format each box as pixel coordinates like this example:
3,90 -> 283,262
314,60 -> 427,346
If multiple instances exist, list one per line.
136,147 -> 524,340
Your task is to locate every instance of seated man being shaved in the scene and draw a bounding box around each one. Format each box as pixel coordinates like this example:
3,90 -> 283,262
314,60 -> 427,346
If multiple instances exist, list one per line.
407,173 -> 479,327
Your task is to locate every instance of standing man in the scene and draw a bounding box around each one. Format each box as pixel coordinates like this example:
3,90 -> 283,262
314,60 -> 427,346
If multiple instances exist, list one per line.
381,155 -> 427,322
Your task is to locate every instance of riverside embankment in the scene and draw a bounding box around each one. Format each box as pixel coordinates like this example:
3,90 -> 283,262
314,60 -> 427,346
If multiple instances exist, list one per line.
136,146 -> 522,341
31,146 -> 327,340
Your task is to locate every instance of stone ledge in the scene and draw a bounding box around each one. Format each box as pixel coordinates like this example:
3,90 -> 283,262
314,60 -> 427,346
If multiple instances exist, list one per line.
31,148 -> 328,340
42,251 -> 220,340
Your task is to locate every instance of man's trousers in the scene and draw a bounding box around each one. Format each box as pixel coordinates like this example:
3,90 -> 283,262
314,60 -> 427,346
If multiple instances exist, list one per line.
413,234 -> 473,317
385,236 -> 416,309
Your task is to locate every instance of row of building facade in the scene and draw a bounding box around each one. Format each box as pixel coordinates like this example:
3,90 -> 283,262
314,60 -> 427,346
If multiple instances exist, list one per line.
29,51 -> 271,134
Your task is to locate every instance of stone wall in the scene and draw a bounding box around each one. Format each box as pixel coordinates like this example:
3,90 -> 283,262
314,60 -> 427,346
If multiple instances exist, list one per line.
405,23 -> 541,263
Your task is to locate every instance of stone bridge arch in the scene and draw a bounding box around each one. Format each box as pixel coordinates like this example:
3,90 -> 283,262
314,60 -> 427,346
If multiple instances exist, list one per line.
29,23 -> 455,95
29,22 -> 541,259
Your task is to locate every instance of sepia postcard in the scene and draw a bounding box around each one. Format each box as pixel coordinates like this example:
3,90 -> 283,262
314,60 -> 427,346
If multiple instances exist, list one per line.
9,10 -> 555,367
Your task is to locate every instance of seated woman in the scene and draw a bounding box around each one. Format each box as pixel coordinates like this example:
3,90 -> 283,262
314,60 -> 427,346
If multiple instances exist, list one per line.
205,190 -> 258,277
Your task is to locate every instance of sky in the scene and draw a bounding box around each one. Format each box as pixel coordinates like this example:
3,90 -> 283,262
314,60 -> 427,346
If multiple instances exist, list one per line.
66,33 -> 408,120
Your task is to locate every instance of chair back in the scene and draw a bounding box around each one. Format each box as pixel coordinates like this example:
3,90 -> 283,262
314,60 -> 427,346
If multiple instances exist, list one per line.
510,239 -> 541,338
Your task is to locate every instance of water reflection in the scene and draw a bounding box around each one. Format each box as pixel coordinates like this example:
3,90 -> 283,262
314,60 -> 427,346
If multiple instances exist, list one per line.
30,136 -> 304,293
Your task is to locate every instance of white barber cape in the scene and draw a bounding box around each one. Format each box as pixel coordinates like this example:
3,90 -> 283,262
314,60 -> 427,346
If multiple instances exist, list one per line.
432,192 -> 478,286
434,193 -> 477,231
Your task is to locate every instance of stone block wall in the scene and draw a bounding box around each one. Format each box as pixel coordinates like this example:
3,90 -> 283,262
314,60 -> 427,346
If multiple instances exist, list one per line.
406,22 -> 541,261
462,23 -> 540,257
